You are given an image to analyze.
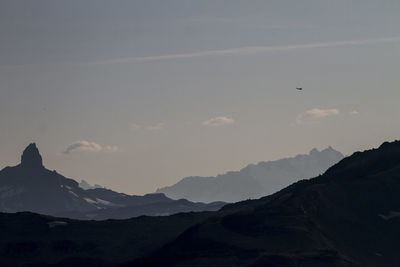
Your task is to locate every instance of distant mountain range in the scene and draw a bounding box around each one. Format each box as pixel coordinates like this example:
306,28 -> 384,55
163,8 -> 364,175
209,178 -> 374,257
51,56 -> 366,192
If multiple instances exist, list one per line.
0,143 -> 225,220
157,147 -> 344,203
1,140 -> 400,266
78,179 -> 103,190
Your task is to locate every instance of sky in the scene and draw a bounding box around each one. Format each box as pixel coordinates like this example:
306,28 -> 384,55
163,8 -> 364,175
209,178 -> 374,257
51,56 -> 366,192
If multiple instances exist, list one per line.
0,0 -> 399,195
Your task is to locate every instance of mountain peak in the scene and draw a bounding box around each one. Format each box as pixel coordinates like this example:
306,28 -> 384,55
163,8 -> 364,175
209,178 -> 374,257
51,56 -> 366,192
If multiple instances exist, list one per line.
322,146 -> 335,152
21,143 -> 44,170
309,148 -> 319,155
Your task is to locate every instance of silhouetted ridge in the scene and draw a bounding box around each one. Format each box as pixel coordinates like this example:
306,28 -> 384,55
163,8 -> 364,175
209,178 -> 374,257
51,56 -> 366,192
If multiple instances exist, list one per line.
322,139 -> 400,181
1,141 -> 400,266
129,140 -> 400,266
20,143 -> 44,170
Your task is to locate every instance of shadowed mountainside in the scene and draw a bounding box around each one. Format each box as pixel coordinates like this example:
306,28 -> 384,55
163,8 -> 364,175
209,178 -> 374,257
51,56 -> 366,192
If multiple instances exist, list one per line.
2,140 -> 400,266
157,147 -> 344,203
132,140 -> 400,266
0,211 -> 214,266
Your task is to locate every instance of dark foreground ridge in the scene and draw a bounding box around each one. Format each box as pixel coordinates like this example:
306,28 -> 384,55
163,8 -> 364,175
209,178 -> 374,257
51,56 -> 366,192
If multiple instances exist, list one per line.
130,140 -> 400,266
0,143 -> 225,220
0,211 -> 214,266
1,140 -> 400,266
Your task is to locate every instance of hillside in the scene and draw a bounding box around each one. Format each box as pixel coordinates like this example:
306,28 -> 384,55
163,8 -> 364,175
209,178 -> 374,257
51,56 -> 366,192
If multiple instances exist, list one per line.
133,140 -> 400,266
0,211 -> 213,266
1,141 -> 400,266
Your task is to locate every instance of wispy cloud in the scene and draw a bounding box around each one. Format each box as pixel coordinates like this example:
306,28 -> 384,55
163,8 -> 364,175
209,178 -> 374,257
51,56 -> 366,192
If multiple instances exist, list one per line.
304,108 -> 340,119
203,116 -> 235,127
130,123 -> 142,131
91,36 -> 400,65
63,141 -> 118,154
350,110 -> 359,115
147,122 -> 165,131
130,122 -> 165,132
297,108 -> 340,124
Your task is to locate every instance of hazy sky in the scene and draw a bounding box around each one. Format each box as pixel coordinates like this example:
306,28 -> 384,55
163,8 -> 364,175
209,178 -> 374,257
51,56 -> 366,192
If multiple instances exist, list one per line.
1,0 -> 399,195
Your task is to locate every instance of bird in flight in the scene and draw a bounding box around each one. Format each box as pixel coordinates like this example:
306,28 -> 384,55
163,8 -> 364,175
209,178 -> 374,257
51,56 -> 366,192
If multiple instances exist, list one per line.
296,87 -> 303,91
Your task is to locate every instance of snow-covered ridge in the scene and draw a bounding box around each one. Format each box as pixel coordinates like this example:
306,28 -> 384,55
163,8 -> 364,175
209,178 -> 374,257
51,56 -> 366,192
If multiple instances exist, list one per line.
84,197 -> 124,208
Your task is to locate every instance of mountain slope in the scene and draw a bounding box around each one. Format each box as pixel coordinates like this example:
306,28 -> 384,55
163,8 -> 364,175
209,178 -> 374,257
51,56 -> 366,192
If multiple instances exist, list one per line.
0,144 -> 97,214
157,147 -> 344,203
132,140 -> 400,266
0,143 -> 225,219
1,141 -> 400,266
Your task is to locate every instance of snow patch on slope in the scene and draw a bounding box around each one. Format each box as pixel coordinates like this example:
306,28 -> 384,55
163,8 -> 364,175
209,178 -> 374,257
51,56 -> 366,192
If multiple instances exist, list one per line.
379,211 -> 400,220
84,197 -> 97,204
68,190 -> 79,198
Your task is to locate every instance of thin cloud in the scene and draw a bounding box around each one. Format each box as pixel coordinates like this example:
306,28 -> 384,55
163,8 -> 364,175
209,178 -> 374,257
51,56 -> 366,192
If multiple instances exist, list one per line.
91,36 -> 400,65
350,110 -> 359,115
63,141 -> 118,154
297,108 -> 340,124
130,123 -> 142,131
203,116 -> 235,127
305,108 -> 340,119
130,122 -> 165,131
147,122 -> 165,131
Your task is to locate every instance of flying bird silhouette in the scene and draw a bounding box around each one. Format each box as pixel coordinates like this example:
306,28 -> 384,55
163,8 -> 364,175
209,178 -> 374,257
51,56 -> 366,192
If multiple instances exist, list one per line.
296,87 -> 303,91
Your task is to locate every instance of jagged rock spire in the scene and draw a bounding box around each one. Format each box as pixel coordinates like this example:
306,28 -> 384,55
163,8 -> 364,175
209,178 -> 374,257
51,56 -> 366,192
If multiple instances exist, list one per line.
21,143 -> 44,170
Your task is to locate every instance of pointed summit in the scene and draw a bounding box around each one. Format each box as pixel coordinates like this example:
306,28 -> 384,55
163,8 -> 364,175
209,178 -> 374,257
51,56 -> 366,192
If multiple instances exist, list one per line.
309,148 -> 319,155
21,143 -> 44,170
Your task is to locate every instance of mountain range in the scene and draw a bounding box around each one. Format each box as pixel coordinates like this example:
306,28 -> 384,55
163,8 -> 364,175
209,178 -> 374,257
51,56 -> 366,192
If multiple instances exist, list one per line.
0,143 -> 225,220
136,140 -> 400,266
157,147 -> 344,203
0,140 -> 399,266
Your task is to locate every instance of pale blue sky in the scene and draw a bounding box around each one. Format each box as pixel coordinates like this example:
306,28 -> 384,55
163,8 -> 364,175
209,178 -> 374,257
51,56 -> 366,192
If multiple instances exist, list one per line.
1,0 -> 399,194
